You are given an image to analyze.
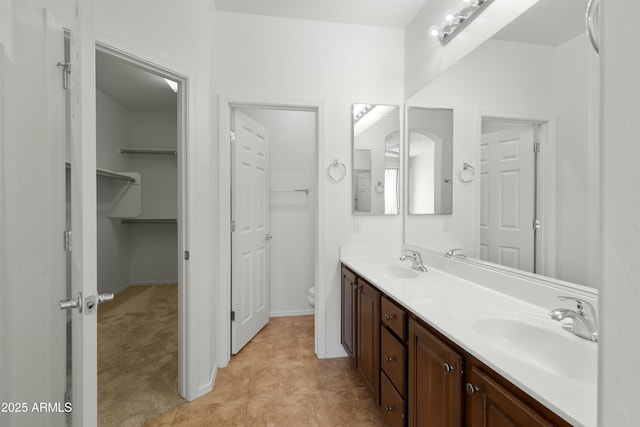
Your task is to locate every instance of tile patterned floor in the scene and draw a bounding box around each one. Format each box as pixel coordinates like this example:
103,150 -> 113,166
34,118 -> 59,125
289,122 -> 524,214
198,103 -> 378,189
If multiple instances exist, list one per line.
146,315 -> 385,426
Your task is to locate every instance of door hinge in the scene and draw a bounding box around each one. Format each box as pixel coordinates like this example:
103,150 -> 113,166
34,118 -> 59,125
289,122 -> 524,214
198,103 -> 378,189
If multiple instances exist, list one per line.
64,230 -> 72,252
230,130 -> 236,143
57,62 -> 71,90
533,142 -> 541,153
184,250 -> 190,260
231,220 -> 236,232
231,311 -> 235,322
533,219 -> 541,230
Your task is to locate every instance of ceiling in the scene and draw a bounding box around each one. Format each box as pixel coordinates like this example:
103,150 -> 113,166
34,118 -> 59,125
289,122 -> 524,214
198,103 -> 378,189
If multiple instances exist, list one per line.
96,50 -> 177,113
492,0 -> 588,46
213,0 -> 427,29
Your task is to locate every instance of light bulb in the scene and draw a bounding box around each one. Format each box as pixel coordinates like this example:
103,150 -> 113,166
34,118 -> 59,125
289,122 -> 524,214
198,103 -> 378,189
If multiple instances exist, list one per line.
428,25 -> 441,39
444,10 -> 460,25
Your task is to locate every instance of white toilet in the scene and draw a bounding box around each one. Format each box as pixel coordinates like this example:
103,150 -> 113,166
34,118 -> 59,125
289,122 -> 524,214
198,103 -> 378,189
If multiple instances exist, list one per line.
307,286 -> 315,307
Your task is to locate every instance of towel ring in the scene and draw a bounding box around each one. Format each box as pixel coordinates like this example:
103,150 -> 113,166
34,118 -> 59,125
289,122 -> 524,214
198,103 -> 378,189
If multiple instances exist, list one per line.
458,163 -> 475,183
327,159 -> 347,182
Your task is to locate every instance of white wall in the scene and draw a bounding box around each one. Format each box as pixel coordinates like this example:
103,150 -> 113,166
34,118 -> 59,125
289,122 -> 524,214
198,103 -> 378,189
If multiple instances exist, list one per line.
404,0 -> 539,98
242,108 -> 316,316
96,89 -> 131,294
217,12 -> 404,357
599,0 -> 640,424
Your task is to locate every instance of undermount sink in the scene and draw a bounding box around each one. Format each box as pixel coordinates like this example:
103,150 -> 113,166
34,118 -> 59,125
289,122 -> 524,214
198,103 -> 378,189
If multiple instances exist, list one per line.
381,265 -> 420,279
473,317 -> 597,385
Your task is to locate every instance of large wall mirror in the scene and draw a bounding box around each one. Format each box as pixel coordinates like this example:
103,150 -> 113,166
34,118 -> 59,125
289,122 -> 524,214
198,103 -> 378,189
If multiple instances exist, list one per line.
407,107 -> 453,215
404,0 -> 599,288
352,104 -> 400,215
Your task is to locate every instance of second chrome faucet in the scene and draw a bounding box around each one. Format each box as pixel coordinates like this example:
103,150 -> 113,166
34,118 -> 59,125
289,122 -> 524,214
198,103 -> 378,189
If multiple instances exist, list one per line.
549,296 -> 598,342
399,250 -> 428,272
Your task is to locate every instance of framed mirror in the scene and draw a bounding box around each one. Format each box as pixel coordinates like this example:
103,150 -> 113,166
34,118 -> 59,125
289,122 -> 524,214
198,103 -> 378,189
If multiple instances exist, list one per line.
352,104 -> 400,215
407,107 -> 453,215
404,0 -> 599,288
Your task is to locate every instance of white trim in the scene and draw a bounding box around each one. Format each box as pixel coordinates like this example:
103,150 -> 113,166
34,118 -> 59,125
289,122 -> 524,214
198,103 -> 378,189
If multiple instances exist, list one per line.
473,111 -> 556,279
270,309 -> 315,317
94,42 -> 193,400
198,363 -> 217,396
218,95 -> 326,367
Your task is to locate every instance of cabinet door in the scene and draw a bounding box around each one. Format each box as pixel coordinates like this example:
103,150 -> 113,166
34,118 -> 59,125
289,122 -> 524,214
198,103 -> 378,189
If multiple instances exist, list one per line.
408,318 -> 463,427
466,365 -> 561,427
341,265 -> 358,362
357,278 -> 381,403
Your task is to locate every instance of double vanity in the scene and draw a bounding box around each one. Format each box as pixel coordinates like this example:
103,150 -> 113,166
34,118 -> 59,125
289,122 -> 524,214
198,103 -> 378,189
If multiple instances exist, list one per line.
340,247 -> 597,426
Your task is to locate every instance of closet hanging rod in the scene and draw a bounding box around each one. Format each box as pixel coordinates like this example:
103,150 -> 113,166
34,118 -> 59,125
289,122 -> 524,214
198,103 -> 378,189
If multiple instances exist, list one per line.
119,148 -> 177,155
66,162 -> 136,183
120,218 -> 177,224
270,188 -> 309,194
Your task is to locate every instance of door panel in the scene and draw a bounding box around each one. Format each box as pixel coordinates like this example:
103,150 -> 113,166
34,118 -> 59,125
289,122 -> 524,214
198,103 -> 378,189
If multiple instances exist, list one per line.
480,125 -> 535,272
231,110 -> 270,354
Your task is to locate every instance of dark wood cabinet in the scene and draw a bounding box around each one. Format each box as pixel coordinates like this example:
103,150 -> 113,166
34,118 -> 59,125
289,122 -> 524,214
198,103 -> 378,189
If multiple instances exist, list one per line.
465,357 -> 571,427
408,318 -> 463,427
341,265 -> 358,363
340,263 -> 570,427
357,278 -> 381,403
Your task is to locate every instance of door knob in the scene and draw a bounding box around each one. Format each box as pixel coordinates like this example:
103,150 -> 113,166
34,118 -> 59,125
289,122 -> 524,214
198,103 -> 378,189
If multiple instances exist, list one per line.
265,234 -> 273,241
59,292 -> 83,313
98,293 -> 115,304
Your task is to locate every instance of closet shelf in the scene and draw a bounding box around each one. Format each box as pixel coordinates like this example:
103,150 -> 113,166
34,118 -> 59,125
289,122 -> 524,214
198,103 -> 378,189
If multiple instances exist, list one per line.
66,162 -> 137,183
120,218 -> 177,224
119,147 -> 177,155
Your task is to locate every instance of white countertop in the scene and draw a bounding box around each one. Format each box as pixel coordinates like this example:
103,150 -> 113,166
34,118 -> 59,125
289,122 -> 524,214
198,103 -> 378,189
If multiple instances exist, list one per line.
341,256 -> 597,427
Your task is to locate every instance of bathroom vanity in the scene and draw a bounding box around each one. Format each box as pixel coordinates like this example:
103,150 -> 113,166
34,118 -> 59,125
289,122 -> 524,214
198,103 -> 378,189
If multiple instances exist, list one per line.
340,254 -> 597,427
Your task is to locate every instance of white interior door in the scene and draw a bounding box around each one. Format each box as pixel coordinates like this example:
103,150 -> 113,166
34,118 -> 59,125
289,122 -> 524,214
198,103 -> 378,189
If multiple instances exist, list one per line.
480,125 -> 535,272
357,171 -> 371,212
68,0 -> 99,424
231,110 -> 270,354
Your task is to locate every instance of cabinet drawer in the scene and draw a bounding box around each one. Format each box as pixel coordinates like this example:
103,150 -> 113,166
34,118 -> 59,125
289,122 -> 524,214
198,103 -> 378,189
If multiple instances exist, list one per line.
381,372 -> 406,427
381,295 -> 406,340
381,326 -> 406,395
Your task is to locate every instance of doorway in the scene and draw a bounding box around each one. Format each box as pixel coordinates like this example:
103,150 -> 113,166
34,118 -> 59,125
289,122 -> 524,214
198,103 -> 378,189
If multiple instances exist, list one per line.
64,43 -> 190,425
479,118 -> 547,274
227,104 -> 319,357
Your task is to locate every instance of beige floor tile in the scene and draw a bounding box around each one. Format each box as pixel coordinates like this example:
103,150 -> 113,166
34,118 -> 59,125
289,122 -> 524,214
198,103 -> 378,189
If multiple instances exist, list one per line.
249,361 -> 310,398
193,364 -> 251,404
252,317 -> 297,342
250,336 -> 302,367
304,357 -> 365,392
246,394 -> 319,426
143,407 -> 178,426
314,388 -> 385,426
172,400 -> 247,427
298,336 -> 316,360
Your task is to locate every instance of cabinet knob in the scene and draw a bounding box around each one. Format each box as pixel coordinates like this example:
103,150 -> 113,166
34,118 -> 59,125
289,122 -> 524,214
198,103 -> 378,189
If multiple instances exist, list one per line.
384,355 -> 396,363
384,405 -> 395,412
466,383 -> 480,395
384,314 -> 396,320
443,363 -> 455,373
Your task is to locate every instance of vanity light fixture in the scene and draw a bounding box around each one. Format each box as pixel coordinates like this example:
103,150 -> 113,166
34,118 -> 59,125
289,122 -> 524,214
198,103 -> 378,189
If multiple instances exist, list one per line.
429,0 -> 494,46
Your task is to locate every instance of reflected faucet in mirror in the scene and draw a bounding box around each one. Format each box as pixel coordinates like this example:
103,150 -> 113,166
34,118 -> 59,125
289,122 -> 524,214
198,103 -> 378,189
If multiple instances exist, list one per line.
549,296 -> 598,342
445,248 -> 467,259
399,250 -> 428,272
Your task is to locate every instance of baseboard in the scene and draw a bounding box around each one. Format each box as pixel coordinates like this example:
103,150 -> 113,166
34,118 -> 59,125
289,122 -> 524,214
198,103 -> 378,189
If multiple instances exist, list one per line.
269,308 -> 315,317
129,280 -> 178,286
320,348 -> 349,359
195,364 -> 217,399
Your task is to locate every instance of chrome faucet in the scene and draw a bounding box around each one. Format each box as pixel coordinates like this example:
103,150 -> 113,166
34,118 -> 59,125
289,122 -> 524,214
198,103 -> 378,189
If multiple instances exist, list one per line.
445,248 -> 467,259
399,250 -> 428,272
548,296 -> 598,342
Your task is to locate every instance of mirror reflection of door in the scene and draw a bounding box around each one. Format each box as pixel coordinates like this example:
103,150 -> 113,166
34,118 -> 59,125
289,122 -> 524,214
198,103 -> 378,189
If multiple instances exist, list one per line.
353,149 -> 372,212
480,120 -> 537,272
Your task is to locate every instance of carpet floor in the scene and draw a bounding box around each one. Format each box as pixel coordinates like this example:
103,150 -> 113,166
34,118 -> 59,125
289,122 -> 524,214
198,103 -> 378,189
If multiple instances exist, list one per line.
98,284 -> 184,427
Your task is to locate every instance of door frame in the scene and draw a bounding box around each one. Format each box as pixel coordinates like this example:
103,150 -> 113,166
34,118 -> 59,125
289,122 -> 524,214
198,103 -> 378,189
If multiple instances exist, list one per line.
94,42 -> 191,398
218,96 -> 326,365
474,111 -> 556,277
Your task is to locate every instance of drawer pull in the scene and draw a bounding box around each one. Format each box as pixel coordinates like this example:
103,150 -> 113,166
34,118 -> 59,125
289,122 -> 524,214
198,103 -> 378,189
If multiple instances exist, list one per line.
384,405 -> 395,412
384,313 -> 396,320
443,363 -> 455,373
466,383 -> 480,395
384,355 -> 396,363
